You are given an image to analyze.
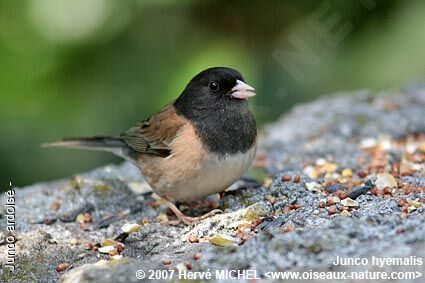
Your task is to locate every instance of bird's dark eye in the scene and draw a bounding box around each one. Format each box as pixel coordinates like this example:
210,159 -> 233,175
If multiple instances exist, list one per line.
208,81 -> 219,92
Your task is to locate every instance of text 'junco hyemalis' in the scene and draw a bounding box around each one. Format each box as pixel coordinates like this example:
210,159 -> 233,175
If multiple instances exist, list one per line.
44,67 -> 257,224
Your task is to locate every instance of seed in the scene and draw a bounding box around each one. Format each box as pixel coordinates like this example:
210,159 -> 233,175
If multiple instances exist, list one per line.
56,263 -> 70,272
340,198 -> 359,207
375,173 -> 397,189
282,206 -> 292,212
162,259 -> 172,265
335,190 -> 348,200
357,171 -> 367,178
210,234 -> 237,247
328,205 -> 337,215
188,234 -> 199,243
193,253 -> 201,260
341,168 -> 353,177
76,214 -> 85,224
83,213 -> 92,223
84,242 -> 94,250
79,223 -> 88,231
98,246 -> 116,254
50,201 -> 61,211
291,203 -> 301,209
241,234 -> 249,242
397,199 -> 407,207
396,226 -> 404,233
281,226 -> 295,233
293,176 -> 301,183
44,218 -> 56,225
108,249 -> 118,256
121,223 -> 142,234
281,175 -> 292,182
407,200 -> 422,208
115,243 -> 124,253
265,195 -> 276,204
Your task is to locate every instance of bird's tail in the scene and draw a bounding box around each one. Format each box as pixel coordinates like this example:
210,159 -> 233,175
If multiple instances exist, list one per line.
42,137 -> 136,163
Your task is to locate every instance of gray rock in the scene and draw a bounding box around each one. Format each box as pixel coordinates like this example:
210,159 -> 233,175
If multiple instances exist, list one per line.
1,86 -> 424,282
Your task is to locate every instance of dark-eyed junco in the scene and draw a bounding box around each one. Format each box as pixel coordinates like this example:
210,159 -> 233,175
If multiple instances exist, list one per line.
44,67 -> 257,224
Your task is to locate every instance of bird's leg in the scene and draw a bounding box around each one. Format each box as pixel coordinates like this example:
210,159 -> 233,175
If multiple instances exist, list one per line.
164,197 -> 223,225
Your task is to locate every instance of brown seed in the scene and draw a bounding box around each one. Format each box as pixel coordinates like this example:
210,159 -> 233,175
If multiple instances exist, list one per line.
115,243 -> 124,253
162,259 -> 172,265
84,242 -> 94,250
184,262 -> 193,270
281,226 -> 295,233
79,223 -> 88,231
56,263 -> 70,272
396,226 -> 404,233
357,171 -> 367,178
92,246 -> 98,251
293,176 -> 301,183
241,234 -> 249,242
336,190 -> 348,200
328,205 -> 337,215
50,201 -> 61,211
397,199 -> 406,207
326,196 -> 335,206
251,218 -> 263,229
401,205 -> 408,213
83,213 -> 92,223
291,203 -> 301,210
188,234 -> 199,243
383,187 -> 392,195
282,206 -> 292,212
44,218 -> 56,225
281,175 -> 292,182
193,253 -> 201,260
322,181 -> 331,188
108,249 -> 118,256
319,201 -> 326,208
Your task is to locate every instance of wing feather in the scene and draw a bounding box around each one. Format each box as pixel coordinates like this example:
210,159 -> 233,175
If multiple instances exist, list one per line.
120,104 -> 185,157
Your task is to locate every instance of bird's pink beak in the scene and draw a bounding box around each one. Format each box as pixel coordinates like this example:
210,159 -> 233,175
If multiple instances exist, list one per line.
230,80 -> 256,100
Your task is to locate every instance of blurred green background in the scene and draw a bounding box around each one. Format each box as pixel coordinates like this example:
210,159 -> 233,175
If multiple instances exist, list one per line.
1,0 -> 425,188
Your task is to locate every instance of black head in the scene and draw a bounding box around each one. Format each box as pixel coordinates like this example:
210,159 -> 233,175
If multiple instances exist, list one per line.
174,67 -> 257,155
174,67 -> 256,116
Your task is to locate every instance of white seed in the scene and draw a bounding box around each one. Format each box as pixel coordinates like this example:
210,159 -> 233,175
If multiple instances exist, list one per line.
121,223 -> 142,234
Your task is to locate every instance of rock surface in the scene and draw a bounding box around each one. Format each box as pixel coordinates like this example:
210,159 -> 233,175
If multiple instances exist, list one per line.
1,85 -> 424,282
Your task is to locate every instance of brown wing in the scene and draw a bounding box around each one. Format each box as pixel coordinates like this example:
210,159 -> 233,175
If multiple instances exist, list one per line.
120,103 -> 186,157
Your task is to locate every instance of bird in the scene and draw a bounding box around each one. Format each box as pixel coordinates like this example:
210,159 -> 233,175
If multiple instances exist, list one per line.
43,67 -> 258,224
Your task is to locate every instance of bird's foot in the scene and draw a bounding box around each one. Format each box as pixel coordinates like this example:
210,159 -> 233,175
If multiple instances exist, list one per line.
165,198 -> 223,225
